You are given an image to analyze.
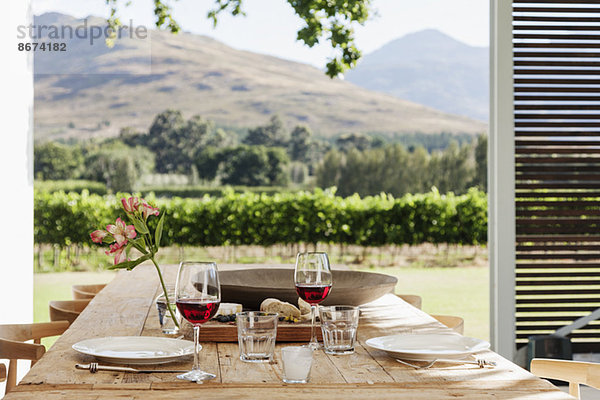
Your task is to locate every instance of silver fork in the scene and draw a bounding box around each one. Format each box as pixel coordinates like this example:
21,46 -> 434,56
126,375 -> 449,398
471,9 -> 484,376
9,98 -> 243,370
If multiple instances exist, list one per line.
76,363 -> 188,374
396,358 -> 496,369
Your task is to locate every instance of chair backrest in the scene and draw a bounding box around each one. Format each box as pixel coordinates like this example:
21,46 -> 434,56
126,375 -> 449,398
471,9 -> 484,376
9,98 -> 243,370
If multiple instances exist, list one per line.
431,314 -> 465,335
396,294 -> 423,310
0,321 -> 68,394
0,363 -> 6,382
72,284 -> 106,300
530,358 -> 600,399
49,299 -> 91,325
0,321 -> 69,343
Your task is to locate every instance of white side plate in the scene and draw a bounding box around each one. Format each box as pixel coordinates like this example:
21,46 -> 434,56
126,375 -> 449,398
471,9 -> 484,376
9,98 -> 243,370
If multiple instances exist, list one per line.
72,336 -> 195,365
365,333 -> 490,361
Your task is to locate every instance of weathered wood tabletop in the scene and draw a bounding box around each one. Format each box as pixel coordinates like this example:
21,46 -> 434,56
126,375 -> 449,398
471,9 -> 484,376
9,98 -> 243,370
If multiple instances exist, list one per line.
5,264 -> 572,399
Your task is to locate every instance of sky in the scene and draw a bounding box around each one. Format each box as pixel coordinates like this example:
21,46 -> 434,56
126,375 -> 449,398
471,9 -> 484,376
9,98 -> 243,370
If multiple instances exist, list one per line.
32,0 -> 489,68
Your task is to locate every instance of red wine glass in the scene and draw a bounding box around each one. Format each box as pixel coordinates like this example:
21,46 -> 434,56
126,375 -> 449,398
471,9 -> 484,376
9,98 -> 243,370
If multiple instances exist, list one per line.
294,252 -> 332,349
175,261 -> 220,382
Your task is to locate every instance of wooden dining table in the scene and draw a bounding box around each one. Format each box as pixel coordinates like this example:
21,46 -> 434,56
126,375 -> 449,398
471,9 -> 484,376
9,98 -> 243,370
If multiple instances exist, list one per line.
5,264 -> 573,399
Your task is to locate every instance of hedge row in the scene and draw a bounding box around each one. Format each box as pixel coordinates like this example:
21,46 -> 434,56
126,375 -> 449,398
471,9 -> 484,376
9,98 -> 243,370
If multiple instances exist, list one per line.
34,188 -> 487,247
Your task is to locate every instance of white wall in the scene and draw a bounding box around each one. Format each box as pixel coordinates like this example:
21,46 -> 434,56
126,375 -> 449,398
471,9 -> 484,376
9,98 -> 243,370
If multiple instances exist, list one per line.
0,0 -> 34,392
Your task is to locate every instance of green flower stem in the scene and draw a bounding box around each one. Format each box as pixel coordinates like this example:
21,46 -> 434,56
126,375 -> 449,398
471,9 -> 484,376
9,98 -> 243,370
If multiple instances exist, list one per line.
150,256 -> 180,329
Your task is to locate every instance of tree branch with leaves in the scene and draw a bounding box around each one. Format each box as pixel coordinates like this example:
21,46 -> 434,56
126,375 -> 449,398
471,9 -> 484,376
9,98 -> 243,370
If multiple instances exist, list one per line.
105,0 -> 372,78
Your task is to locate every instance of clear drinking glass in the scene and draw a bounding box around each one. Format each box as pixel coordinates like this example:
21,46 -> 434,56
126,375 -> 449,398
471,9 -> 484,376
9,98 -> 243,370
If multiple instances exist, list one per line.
175,261 -> 220,382
236,311 -> 278,362
319,305 -> 359,355
294,252 -> 332,349
281,346 -> 313,383
156,285 -> 180,335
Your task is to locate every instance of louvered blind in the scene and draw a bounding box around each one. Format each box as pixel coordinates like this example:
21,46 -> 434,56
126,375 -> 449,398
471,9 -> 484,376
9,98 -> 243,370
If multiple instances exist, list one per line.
514,0 -> 600,352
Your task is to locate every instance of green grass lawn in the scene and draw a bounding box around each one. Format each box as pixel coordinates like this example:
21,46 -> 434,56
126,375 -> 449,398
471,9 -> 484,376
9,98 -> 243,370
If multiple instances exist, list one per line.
34,271 -> 117,347
355,266 -> 489,341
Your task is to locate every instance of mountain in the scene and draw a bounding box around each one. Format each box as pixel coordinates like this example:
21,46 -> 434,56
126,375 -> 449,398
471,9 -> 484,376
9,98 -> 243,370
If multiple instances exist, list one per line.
33,14 -> 486,140
345,29 -> 489,122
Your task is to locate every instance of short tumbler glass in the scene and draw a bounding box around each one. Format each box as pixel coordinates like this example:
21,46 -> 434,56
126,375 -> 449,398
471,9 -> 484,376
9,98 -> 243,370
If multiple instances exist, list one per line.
281,346 -> 313,384
236,311 -> 278,363
155,286 -> 180,335
319,305 -> 360,355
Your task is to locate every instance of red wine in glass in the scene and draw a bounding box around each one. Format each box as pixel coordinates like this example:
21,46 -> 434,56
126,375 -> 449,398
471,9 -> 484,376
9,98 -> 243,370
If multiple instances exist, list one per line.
294,252 -> 332,349
176,298 -> 220,325
296,284 -> 332,305
175,261 -> 220,382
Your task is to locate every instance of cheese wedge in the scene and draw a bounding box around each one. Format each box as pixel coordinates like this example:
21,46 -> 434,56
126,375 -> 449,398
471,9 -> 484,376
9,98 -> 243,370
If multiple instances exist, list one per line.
216,302 -> 243,316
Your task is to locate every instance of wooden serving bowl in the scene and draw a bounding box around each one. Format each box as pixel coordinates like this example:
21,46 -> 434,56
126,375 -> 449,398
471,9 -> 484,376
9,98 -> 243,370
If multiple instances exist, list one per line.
219,268 -> 397,309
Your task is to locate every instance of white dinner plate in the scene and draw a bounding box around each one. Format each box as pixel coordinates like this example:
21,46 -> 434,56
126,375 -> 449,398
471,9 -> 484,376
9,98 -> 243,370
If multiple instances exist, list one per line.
365,333 -> 490,361
72,336 -> 195,365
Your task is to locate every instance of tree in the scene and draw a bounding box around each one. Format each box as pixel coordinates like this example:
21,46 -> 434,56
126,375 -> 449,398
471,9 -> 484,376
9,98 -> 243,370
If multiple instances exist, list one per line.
34,142 -> 84,180
336,132 -> 372,153
83,142 -> 155,192
149,109 -> 186,138
105,0 -> 372,78
288,125 -> 312,162
305,139 -> 331,175
218,146 -> 270,186
133,110 -> 237,174
472,134 -> 488,191
289,161 -> 308,184
429,141 -> 475,194
194,147 -> 224,182
266,147 -> 290,186
217,145 -> 290,186
243,115 -> 288,147
315,149 -> 344,189
315,141 -> 479,197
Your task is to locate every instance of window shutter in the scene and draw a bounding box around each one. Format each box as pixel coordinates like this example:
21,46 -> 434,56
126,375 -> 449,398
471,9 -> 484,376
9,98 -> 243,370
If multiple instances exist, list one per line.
514,0 -> 600,351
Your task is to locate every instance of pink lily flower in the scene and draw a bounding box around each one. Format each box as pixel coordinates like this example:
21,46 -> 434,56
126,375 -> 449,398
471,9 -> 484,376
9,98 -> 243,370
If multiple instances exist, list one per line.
90,229 -> 108,244
140,201 -> 160,219
106,242 -> 128,264
121,197 -> 140,214
106,217 -> 137,245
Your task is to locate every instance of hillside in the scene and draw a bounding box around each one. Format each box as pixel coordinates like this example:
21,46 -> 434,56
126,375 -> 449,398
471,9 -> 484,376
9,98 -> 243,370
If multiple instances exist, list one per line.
345,29 -> 489,122
33,14 -> 486,140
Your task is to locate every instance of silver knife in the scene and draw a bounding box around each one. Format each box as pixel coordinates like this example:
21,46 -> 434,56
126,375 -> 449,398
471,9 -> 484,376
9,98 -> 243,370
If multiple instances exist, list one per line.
76,363 -> 188,373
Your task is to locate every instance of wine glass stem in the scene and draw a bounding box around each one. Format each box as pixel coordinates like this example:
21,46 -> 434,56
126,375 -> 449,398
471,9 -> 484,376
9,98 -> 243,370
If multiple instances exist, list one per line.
193,325 -> 200,371
310,304 -> 318,346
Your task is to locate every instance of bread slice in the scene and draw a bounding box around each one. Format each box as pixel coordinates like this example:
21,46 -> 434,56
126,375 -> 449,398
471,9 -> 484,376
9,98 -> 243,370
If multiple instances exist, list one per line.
260,298 -> 301,319
298,298 -> 311,315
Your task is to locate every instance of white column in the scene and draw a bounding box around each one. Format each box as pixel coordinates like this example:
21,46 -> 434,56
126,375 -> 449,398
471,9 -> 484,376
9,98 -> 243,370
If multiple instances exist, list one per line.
489,0 -> 516,360
0,0 -> 34,392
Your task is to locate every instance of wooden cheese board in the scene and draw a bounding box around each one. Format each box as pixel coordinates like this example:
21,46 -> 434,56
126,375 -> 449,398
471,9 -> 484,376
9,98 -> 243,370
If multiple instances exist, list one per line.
189,319 -> 323,342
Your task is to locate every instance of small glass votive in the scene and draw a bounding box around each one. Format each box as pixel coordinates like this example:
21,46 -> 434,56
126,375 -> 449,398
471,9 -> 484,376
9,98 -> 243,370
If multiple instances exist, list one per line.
155,286 -> 180,335
319,305 -> 360,355
237,311 -> 278,363
281,346 -> 313,384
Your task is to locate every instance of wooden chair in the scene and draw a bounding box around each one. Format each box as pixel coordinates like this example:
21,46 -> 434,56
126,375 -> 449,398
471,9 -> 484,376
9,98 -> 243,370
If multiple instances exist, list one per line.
72,284 -> 106,300
431,314 -> 465,335
0,321 -> 69,394
0,363 -> 6,382
396,294 -> 423,310
530,358 -> 600,399
49,299 -> 90,325
395,294 -> 463,334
